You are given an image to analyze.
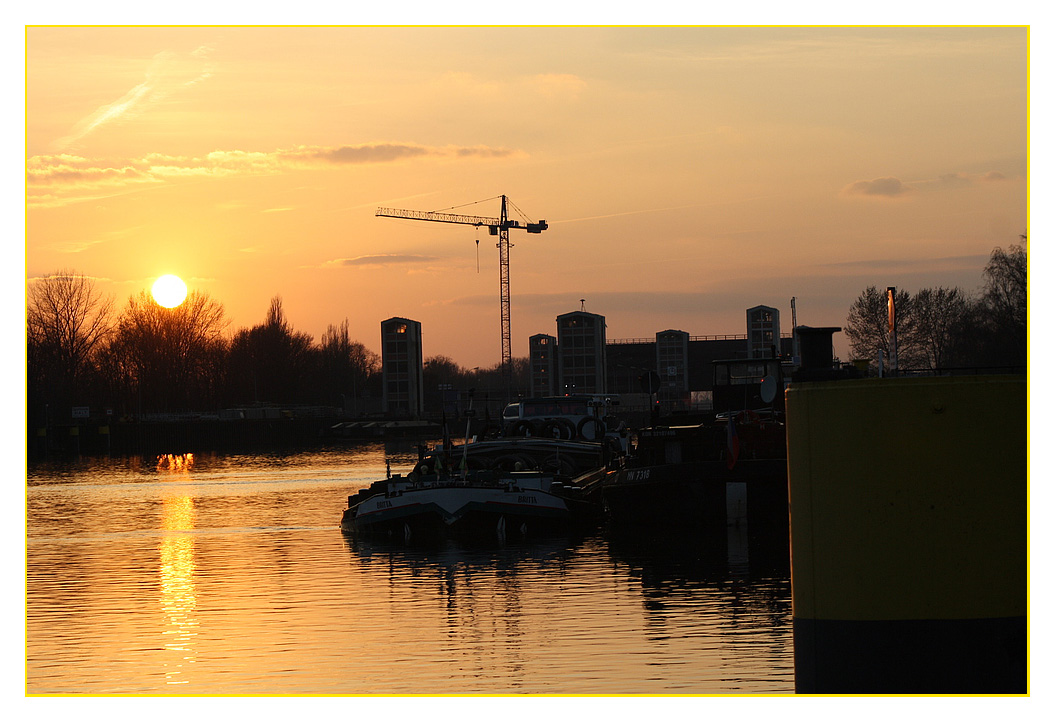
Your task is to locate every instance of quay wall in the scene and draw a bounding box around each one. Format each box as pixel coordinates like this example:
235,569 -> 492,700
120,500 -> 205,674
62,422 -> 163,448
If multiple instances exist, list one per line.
31,416 -> 339,458
786,375 -> 1027,693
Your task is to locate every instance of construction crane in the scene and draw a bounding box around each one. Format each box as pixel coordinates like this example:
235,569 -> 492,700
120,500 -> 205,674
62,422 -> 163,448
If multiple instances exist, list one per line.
376,195 -> 547,386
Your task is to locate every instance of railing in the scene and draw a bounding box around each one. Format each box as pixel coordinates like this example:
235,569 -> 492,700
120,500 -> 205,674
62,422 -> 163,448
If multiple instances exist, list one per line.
608,332 -> 793,345
885,366 -> 1026,377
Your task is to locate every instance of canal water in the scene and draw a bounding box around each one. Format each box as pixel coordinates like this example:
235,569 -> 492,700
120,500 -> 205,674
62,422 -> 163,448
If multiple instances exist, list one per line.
25,442 -> 794,695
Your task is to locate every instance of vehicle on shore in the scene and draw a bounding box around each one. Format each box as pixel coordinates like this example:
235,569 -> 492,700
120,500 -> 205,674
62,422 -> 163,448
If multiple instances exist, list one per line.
501,395 -> 624,442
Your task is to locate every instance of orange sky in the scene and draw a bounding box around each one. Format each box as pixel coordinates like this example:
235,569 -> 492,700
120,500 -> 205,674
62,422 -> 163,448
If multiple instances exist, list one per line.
25,26 -> 1028,368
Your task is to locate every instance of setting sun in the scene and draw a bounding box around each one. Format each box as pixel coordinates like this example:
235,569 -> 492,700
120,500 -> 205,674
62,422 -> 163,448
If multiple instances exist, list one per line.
152,274 -> 188,308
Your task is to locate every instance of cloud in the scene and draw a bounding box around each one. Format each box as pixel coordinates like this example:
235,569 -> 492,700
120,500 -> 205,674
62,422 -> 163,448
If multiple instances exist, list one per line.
529,73 -> 588,99
280,144 -> 517,166
910,172 -> 977,192
817,254 -> 990,274
453,146 -> 520,159
26,142 -> 520,208
25,271 -> 112,285
26,160 -> 159,189
934,172 -> 973,190
843,176 -> 912,198
843,170 -> 1013,199
52,47 -> 215,151
281,144 -> 430,165
319,254 -> 440,268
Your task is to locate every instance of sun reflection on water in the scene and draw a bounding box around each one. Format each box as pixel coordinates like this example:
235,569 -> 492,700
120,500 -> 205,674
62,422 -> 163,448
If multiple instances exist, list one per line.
159,494 -> 198,685
157,453 -> 195,473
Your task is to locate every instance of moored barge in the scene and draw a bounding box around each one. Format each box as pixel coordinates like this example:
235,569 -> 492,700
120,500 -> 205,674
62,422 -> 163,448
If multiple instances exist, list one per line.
341,466 -> 603,542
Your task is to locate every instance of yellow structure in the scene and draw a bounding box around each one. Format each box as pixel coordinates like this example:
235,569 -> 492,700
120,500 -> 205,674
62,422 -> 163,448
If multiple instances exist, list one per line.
786,375 -> 1026,693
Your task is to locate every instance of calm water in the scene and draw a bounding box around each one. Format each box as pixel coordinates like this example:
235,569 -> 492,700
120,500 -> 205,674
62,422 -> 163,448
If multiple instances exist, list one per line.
26,443 -> 794,695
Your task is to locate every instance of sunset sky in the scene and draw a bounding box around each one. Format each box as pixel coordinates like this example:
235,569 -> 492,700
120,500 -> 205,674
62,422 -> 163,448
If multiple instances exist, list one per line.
25,26 -> 1028,368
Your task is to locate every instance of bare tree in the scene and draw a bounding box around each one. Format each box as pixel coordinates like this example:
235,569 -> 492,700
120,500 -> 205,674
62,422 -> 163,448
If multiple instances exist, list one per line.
910,287 -> 970,370
227,296 -> 314,405
980,242 -> 1027,361
983,242 -> 1027,319
844,285 -> 922,371
27,270 -> 114,392
319,319 -> 380,409
107,289 -> 228,413
423,355 -> 467,387
321,320 -> 379,374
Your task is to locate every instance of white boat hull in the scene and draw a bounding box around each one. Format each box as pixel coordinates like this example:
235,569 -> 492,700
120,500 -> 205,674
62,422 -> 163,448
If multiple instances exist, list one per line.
341,472 -> 590,540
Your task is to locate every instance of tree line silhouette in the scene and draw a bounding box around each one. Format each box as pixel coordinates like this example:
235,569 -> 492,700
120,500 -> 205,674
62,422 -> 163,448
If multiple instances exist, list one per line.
844,242 -> 1027,373
27,241 -> 1026,427
26,276 -> 526,427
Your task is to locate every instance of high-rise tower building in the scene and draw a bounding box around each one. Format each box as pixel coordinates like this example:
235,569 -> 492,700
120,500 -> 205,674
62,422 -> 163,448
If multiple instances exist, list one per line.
656,329 -> 690,402
529,333 -> 558,397
747,305 -> 781,359
381,317 -> 424,417
556,310 -> 607,395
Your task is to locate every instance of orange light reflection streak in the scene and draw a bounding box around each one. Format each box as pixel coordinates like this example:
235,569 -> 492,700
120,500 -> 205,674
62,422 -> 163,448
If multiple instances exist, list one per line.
159,494 -> 198,685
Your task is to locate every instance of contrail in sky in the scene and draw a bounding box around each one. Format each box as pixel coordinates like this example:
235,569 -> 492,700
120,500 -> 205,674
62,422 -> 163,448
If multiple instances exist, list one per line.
52,48 -> 214,151
554,196 -> 776,224
554,203 -> 704,224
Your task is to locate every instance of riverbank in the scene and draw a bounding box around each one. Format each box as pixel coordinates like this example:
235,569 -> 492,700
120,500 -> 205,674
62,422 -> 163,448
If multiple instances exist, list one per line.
26,406 -> 445,458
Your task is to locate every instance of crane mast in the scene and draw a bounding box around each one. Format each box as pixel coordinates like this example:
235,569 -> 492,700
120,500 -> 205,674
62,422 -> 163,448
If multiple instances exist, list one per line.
496,196 -> 513,379
376,195 -> 547,391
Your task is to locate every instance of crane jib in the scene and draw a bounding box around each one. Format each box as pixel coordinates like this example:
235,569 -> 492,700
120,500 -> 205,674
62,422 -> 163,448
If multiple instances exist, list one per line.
375,207 -> 498,227
375,207 -> 547,234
